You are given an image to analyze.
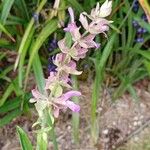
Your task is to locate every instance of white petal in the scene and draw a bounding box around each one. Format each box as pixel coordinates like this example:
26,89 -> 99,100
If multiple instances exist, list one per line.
79,14 -> 88,30
99,0 -> 112,17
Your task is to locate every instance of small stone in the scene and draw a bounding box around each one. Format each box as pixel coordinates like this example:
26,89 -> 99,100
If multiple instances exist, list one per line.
133,121 -> 138,126
112,145 -> 116,149
112,122 -> 116,126
133,116 -> 138,121
127,130 -> 131,134
137,121 -> 142,126
140,103 -> 146,108
134,136 -> 139,142
129,125 -> 132,129
98,107 -> 103,112
102,129 -> 109,135
67,125 -> 71,130
140,115 -> 144,119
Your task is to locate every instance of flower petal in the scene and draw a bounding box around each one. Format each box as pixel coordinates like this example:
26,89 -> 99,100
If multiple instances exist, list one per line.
29,98 -> 37,103
66,101 -> 80,112
58,38 -> 68,53
68,7 -> 74,23
79,14 -> 89,30
53,107 -> 60,118
99,0 -> 112,17
61,90 -> 81,101
32,89 -> 47,100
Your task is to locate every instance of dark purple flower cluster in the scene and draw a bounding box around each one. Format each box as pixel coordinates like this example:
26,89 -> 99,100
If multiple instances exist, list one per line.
132,1 -> 148,43
133,0 -> 139,13
48,39 -> 58,52
47,39 -> 58,72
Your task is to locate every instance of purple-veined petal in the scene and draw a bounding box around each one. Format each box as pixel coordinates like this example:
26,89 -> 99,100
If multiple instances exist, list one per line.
80,34 -> 100,49
66,101 -> 80,112
79,14 -> 89,30
65,60 -> 82,75
60,90 -> 81,101
58,38 -> 68,53
68,7 -> 74,23
32,89 -> 47,100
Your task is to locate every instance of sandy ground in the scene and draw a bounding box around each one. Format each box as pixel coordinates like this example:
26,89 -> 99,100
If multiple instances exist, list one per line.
0,80 -> 150,150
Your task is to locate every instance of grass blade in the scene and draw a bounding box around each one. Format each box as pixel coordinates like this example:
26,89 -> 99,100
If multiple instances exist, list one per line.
32,53 -> 45,94
0,82 -> 14,107
66,0 -> 84,13
91,33 -> 116,143
0,109 -> 22,127
0,22 -> 15,42
16,126 -> 33,150
0,94 -> 29,114
0,0 -> 15,24
14,0 -> 47,71
24,19 -> 58,90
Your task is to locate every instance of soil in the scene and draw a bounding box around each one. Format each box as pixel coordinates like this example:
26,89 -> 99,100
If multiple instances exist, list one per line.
0,79 -> 150,150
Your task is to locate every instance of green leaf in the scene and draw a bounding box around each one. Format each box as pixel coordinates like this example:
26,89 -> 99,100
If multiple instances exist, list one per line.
0,0 -> 15,24
24,19 -> 58,89
53,84 -> 63,98
32,53 -> 45,94
36,132 -> 48,150
14,0 -> 47,71
0,22 -> 15,42
0,82 -> 14,107
127,84 -> 139,101
18,27 -> 35,88
66,0 -> 84,13
143,59 -> 150,75
0,93 -> 31,114
14,0 -> 29,20
16,126 -> 33,150
135,50 -> 150,61
65,32 -> 72,48
0,109 -> 22,127
0,38 -> 15,49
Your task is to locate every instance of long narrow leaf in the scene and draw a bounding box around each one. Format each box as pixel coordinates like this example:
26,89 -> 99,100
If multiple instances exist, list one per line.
14,0 -> 47,71
24,19 -> 58,90
32,53 -> 45,93
0,0 -> 15,24
0,22 -> 15,42
0,109 -> 22,127
16,126 -> 33,150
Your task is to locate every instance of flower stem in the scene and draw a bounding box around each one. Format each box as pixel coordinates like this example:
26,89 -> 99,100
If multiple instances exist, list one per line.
45,109 -> 58,150
91,34 -> 116,144
72,75 -> 80,143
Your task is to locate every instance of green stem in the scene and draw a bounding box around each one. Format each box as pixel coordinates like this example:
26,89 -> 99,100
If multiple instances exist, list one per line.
72,75 -> 79,143
46,110 -> 58,150
91,34 -> 116,143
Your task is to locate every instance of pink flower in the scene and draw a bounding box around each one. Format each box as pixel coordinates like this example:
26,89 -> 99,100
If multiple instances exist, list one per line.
64,7 -> 81,41
90,1 -> 112,19
58,35 -> 99,60
30,88 -> 81,118
45,72 -> 71,91
31,89 -> 48,102
79,13 -> 111,35
53,53 -> 82,75
79,34 -> 100,49
81,1 -> 112,22
53,90 -> 81,117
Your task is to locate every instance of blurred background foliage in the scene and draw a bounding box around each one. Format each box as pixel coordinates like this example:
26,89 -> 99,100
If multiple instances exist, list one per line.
0,0 -> 150,128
